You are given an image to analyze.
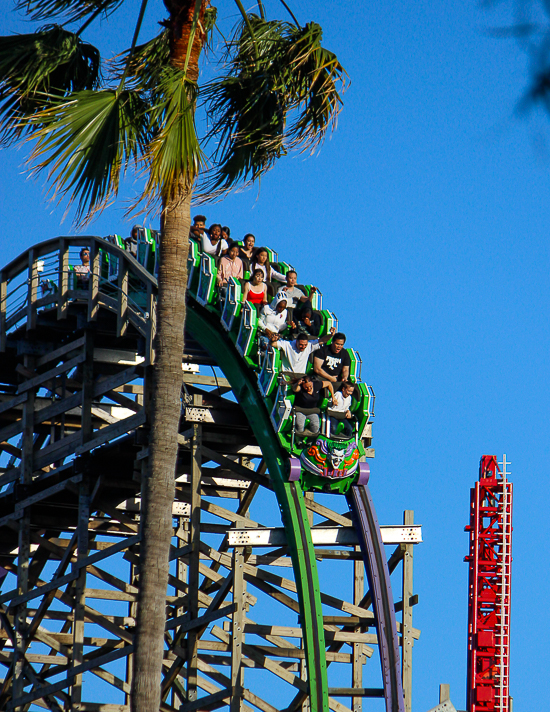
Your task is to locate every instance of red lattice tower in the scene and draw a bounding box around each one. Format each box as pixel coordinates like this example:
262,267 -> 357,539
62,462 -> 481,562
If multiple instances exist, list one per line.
465,455 -> 513,712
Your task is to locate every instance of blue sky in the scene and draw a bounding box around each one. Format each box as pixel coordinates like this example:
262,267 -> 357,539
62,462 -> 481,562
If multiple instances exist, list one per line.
1,1 -> 549,710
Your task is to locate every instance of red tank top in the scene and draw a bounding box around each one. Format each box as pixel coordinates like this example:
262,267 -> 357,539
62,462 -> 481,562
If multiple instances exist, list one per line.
247,286 -> 265,305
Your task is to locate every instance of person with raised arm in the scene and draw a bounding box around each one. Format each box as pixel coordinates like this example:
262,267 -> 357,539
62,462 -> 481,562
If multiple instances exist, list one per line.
189,214 -> 207,241
270,327 -> 336,376
313,332 -> 351,383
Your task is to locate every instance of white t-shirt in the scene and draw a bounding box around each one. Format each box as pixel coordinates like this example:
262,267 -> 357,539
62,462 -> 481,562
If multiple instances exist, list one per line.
274,286 -> 306,308
201,234 -> 228,256
328,391 -> 352,415
251,262 -> 286,283
275,339 -> 320,374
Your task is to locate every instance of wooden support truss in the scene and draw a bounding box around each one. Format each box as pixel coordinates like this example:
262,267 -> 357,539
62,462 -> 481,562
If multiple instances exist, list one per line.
0,238 -> 421,711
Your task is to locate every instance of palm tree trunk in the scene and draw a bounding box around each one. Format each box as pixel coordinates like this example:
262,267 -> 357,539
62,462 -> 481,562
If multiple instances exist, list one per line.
132,183 -> 191,712
131,3 -> 205,710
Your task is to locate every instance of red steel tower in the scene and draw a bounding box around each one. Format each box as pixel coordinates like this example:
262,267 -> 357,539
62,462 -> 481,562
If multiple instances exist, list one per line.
465,455 -> 513,712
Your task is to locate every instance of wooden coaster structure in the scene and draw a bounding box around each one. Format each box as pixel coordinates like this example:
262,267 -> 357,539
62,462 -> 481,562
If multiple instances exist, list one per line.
0,236 -> 421,712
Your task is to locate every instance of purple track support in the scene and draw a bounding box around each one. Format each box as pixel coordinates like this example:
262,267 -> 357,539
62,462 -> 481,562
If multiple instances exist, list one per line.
347,485 -> 404,712
356,461 -> 370,485
288,457 -> 301,482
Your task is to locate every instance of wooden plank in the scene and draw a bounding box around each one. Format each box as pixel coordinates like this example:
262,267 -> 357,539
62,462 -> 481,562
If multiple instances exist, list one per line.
231,547 -> 245,712
73,706 -> 129,712
187,419 -> 202,703
165,603 -> 235,633
32,390 -> 82,425
14,474 -> 82,513
88,243 -> 100,321
26,248 -> 38,331
81,331 -> 94,442
57,238 -> 69,319
34,430 -> 81,471
6,645 -> 133,709
402,510 -> 414,712
328,689 -> 384,698
74,410 -> 146,456
242,689 -> 280,712
0,441 -> 21,458
182,374 -> 231,388
0,418 -> 24,442
16,353 -> 86,394
93,366 -> 139,399
117,259 -> 128,338
353,544 -> 364,712
0,391 -> 27,415
21,366 -> 35,482
36,335 -> 86,368
0,269 -> 7,351
211,626 -> 307,693
201,446 -> 270,490
0,534 -> 139,607
179,689 -> 230,712
72,479 -> 90,704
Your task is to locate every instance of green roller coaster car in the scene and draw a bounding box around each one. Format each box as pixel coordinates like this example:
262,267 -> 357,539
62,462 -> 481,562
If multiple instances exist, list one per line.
100,231 -> 375,495
299,434 -> 363,494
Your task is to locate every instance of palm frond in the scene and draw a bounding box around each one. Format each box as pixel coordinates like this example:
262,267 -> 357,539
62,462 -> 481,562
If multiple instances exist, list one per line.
26,88 -> 149,222
282,22 -> 347,150
143,68 -> 204,206
200,14 -> 346,197
111,30 -> 170,90
15,0 -> 124,24
0,26 -> 100,144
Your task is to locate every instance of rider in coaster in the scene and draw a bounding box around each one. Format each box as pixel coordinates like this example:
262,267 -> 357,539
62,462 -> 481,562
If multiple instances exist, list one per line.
202,224 -> 228,258
239,233 -> 256,271
279,269 -> 317,311
124,225 -> 140,258
243,269 -> 268,308
292,374 -> 334,438
270,327 -> 336,377
313,332 -> 350,384
258,293 -> 288,350
327,380 -> 356,439
216,242 -> 244,300
250,247 -> 286,295
189,214 -> 207,241
74,248 -> 91,289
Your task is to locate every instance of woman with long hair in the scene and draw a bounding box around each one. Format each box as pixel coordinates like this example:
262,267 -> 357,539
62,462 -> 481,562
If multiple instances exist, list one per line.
202,223 -> 228,258
239,233 -> 256,271
250,247 -> 286,288
242,269 -> 268,308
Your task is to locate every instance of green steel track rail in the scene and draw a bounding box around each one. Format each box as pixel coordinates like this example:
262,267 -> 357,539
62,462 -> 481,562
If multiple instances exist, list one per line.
186,301 -> 329,712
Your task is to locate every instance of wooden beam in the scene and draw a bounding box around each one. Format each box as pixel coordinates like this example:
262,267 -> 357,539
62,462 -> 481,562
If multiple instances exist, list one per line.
186,418 -> 202,703
402,510 -> 414,712
231,547 -> 245,712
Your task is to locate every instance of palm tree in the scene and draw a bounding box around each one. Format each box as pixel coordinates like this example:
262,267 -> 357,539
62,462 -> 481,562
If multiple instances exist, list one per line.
0,2 -> 346,710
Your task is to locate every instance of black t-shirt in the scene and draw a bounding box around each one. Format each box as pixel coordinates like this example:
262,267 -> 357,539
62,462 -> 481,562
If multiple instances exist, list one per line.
294,381 -> 323,409
315,345 -> 351,379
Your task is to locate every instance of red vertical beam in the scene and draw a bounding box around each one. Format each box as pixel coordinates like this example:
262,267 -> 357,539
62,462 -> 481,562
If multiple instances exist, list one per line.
465,456 -> 513,712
